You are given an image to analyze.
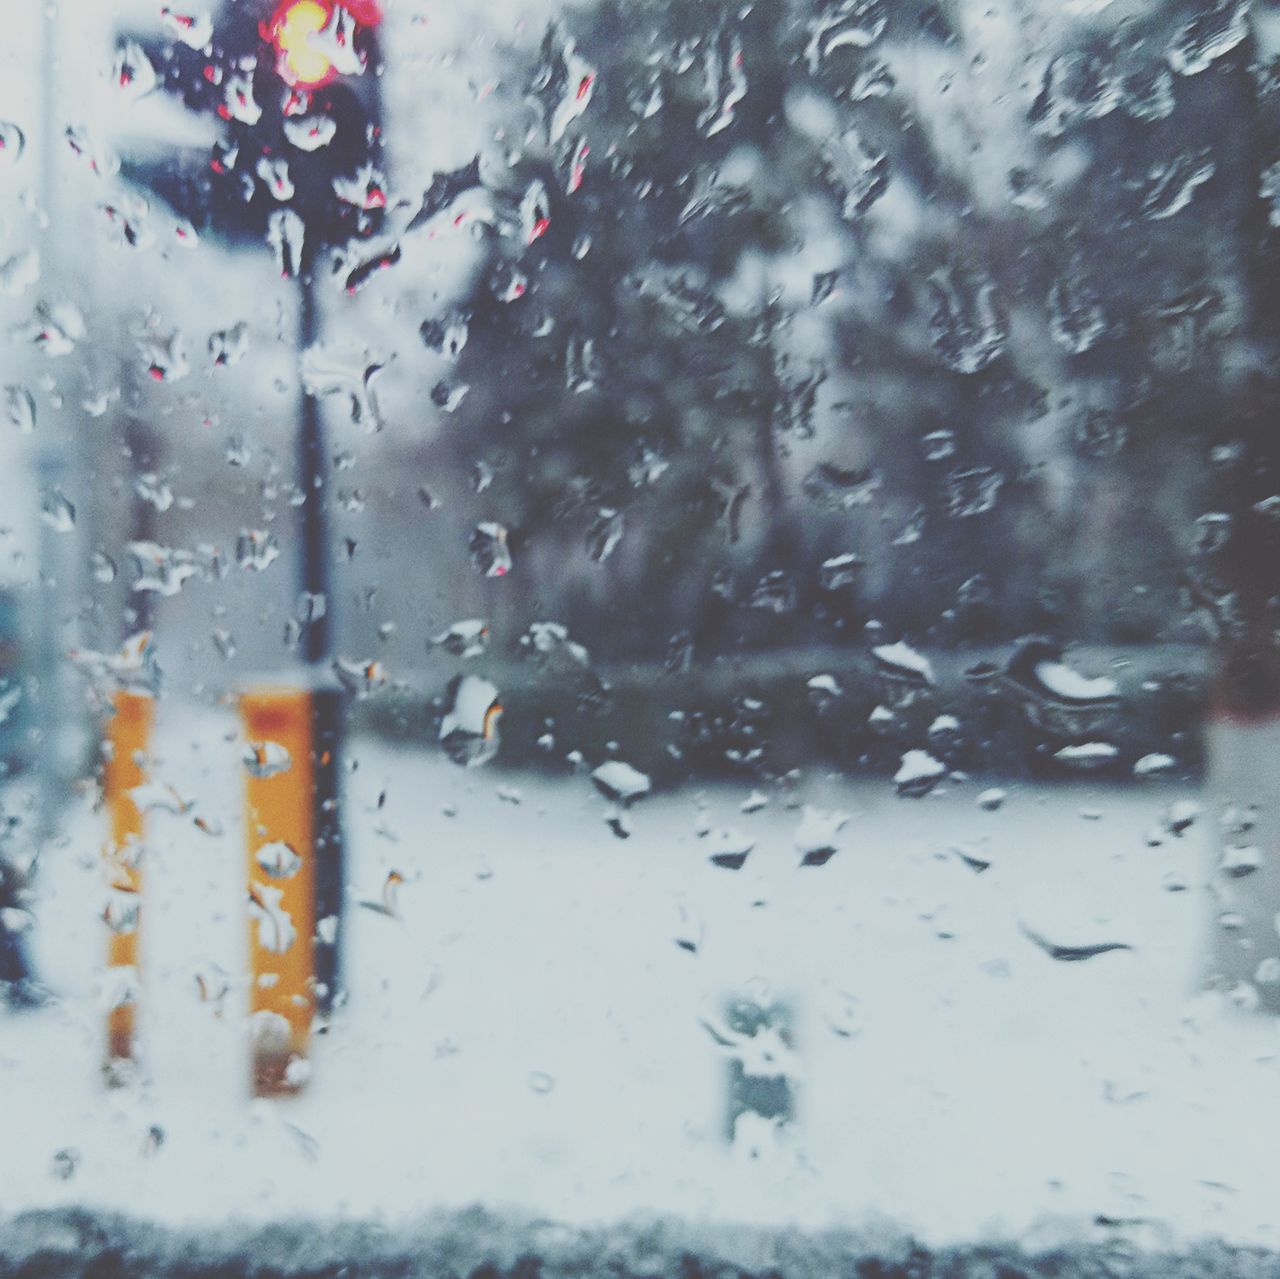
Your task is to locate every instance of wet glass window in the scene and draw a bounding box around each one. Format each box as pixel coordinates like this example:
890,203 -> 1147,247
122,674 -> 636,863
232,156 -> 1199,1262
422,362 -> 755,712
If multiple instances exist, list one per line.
2,0 -> 1280,1267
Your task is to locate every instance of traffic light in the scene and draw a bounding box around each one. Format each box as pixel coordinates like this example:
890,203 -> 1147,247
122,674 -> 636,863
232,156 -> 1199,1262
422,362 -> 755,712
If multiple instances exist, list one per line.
116,0 -> 385,270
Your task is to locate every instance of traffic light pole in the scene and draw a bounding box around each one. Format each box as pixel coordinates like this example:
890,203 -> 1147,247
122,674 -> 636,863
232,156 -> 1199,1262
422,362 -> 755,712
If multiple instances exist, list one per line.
296,270 -> 344,1018
297,274 -> 331,665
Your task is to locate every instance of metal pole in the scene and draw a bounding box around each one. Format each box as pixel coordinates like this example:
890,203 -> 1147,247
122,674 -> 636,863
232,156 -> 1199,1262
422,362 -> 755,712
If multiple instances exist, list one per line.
295,271 -> 344,1015
297,274 -> 332,666
3,0 -> 66,1005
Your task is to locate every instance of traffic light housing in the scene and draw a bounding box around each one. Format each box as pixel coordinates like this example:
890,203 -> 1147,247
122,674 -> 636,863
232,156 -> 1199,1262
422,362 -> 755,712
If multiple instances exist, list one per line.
117,1 -> 385,268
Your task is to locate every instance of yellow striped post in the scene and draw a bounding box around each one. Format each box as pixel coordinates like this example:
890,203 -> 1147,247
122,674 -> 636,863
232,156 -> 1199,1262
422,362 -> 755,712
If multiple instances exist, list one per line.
102,689 -> 154,1076
242,688 -> 318,1096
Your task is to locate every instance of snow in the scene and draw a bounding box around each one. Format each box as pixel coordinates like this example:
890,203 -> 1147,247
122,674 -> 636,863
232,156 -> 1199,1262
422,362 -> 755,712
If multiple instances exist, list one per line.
1,702 -> 1279,1251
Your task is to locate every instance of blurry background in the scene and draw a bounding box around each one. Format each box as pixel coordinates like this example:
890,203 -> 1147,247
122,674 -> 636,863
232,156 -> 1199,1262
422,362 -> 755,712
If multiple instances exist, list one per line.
3,0 -> 1280,1247
2,0 -> 1273,792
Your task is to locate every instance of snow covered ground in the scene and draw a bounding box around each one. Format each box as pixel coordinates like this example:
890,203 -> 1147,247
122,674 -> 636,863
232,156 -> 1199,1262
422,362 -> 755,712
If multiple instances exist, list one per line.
1,701 -> 1276,1252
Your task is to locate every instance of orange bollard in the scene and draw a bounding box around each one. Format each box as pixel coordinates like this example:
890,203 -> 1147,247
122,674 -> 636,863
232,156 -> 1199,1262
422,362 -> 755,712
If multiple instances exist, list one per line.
241,688 -> 320,1096
101,689 -> 154,1077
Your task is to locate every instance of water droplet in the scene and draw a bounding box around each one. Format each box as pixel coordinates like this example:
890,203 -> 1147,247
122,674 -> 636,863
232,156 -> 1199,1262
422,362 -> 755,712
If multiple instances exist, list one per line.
284,113 -> 337,151
528,1070 -> 555,1095
1168,0 -> 1248,76
126,541 -> 200,596
698,29 -> 748,138
440,675 -> 502,767
256,156 -> 294,201
586,507 -> 624,563
946,467 -> 1004,518
284,1057 -> 312,1089
674,901 -> 703,953
802,464 -> 878,516
795,805 -> 849,866
248,883 -> 297,954
420,313 -> 469,360
805,0 -> 887,71
707,827 -> 754,870
1029,52 -> 1119,137
113,40 -> 158,100
128,780 -> 192,815
160,7 -> 214,49
1140,152 -> 1215,221
343,243 -> 402,294
0,249 -> 39,296
0,122 -> 26,166
1008,167 -> 1050,210
268,208 -> 306,277
209,322 -> 249,368
470,522 -> 512,577
819,987 -> 863,1038
236,529 -> 280,572
1073,408 -> 1127,459
929,268 -> 1006,374
1219,844 -> 1262,878
65,124 -> 119,176
243,740 -> 291,779
222,71 -> 262,125
139,330 -> 189,382
533,29 -> 596,146
90,551 -> 117,584
431,379 -> 469,412
1053,741 -> 1120,769
334,657 -> 387,698
1121,63 -> 1175,121
895,750 -> 946,797
40,489 -> 75,532
432,619 -> 489,659
521,621 -> 590,668
1049,265 -> 1106,355
256,841 -> 303,879
301,346 -> 386,431
5,386 -> 34,434
333,162 -> 388,212
135,473 -> 174,513
748,571 -> 797,615
102,887 -> 141,935
565,334 -> 599,393
822,128 -> 888,220
490,263 -> 528,304
22,301 -> 86,357
820,552 -> 863,591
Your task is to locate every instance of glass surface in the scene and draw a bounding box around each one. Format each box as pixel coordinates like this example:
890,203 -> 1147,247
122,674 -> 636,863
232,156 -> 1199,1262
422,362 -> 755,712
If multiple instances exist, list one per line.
0,0 -> 1278,1261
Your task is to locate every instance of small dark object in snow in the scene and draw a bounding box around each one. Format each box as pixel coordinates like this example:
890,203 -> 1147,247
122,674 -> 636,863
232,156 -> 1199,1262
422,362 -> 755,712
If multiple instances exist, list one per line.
1021,923 -> 1132,961
606,816 -> 631,840
710,850 -> 749,870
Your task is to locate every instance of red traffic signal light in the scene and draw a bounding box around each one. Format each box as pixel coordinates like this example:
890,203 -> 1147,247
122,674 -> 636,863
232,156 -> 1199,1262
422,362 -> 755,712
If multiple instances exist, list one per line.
265,0 -> 382,89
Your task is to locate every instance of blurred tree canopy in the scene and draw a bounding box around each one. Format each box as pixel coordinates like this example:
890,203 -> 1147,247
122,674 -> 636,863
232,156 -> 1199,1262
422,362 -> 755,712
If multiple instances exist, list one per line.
418,0 -> 1278,664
